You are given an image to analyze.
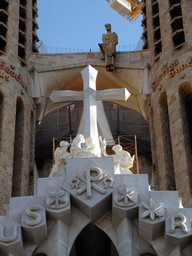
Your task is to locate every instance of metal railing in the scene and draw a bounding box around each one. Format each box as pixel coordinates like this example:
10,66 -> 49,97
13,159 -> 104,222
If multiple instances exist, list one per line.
37,40 -> 144,54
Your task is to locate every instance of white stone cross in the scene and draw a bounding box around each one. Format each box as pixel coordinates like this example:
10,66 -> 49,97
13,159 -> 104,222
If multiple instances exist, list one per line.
49,65 -> 130,156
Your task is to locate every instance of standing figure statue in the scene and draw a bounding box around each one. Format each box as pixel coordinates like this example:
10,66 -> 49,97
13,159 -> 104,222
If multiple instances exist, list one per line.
98,23 -> 118,72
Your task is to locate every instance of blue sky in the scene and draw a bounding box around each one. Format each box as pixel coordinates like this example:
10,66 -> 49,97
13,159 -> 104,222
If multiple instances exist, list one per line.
37,0 -> 143,52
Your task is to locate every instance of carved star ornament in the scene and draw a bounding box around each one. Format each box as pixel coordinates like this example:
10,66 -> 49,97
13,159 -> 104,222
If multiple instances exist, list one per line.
46,187 -> 69,209
141,199 -> 164,220
114,186 -> 137,207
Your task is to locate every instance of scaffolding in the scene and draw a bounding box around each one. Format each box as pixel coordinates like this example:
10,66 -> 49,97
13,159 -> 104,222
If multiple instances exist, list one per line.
117,134 -> 138,174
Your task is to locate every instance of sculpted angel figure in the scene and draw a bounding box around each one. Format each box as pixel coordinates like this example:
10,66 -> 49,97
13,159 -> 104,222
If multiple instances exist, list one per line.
98,23 -> 118,72
71,134 -> 97,158
100,137 -> 134,174
49,140 -> 71,177
112,145 -> 134,174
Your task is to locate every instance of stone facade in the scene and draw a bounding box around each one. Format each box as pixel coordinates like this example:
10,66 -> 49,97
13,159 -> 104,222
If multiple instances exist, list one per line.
0,0 -> 37,215
1,157 -> 192,256
144,0 -> 192,207
1,0 -> 192,254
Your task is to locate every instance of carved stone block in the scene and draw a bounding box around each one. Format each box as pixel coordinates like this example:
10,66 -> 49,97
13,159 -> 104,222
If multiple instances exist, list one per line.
0,218 -> 23,256
21,205 -> 47,244
46,187 -> 71,224
139,199 -> 165,241
165,210 -> 192,249
63,157 -> 115,222
112,185 -> 138,227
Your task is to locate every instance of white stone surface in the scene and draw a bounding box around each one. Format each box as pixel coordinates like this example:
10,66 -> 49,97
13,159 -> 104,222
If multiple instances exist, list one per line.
78,100 -> 115,145
49,65 -> 130,156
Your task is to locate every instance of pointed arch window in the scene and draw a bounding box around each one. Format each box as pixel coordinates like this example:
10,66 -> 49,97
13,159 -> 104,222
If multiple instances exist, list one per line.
169,0 -> 185,49
32,0 -> 39,53
141,0 -> 148,49
12,97 -> 24,197
0,0 -> 9,55
179,83 -> 192,192
18,0 -> 27,64
151,0 -> 162,60
0,92 -> 4,147
28,110 -> 35,195
149,107 -> 158,188
159,92 -> 176,190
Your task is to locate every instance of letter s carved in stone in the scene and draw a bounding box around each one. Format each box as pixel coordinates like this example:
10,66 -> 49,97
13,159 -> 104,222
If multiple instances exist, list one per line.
25,205 -> 42,226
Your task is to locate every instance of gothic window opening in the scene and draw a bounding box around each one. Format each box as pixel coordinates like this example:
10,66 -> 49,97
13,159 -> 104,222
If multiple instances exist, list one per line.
149,108 -> 158,189
141,0 -> 148,49
12,98 -> 25,197
28,111 -> 35,195
169,0 -> 185,49
18,0 -> 27,64
34,254 -> 47,256
151,0 -> 162,60
185,94 -> 192,151
159,92 -> 176,190
0,92 -> 4,148
179,83 -> 192,192
0,0 -> 9,55
32,0 -> 39,53
69,223 -> 119,256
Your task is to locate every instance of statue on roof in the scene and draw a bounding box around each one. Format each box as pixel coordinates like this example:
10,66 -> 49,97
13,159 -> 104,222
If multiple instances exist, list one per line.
98,23 -> 118,72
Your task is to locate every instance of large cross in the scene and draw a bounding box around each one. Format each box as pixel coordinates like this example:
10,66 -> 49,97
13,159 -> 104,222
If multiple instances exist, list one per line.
49,65 -> 130,156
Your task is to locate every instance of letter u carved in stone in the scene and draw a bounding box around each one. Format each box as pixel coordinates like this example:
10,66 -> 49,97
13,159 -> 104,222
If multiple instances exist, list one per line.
0,224 -> 17,243
25,205 -> 42,226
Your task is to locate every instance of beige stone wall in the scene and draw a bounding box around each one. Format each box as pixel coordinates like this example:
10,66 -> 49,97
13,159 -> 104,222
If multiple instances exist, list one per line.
147,0 -> 192,207
0,0 -> 36,215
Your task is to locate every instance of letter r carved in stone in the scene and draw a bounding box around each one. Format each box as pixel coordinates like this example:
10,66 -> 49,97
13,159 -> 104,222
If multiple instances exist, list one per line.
170,213 -> 188,234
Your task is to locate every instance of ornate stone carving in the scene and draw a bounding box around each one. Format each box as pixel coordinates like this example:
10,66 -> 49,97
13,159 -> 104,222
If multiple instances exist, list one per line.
114,185 -> 137,207
112,185 -> 138,227
46,187 -> 69,209
98,23 -> 118,71
0,224 -> 17,243
55,141 -> 71,165
50,135 -> 100,177
112,145 -> 134,174
165,211 -> 191,248
46,188 -> 71,223
170,213 -> 188,234
71,134 -> 98,158
0,219 -> 23,256
141,199 -> 164,220
70,167 -> 113,199
25,205 -> 42,226
100,137 -> 134,174
22,205 -> 47,244
49,140 -> 71,177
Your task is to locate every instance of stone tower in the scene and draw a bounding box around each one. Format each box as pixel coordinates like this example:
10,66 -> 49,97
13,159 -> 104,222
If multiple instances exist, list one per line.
0,0 -> 38,215
142,0 -> 192,206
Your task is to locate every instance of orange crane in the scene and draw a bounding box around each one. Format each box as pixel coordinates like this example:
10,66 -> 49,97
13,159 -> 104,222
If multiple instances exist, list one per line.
107,0 -> 142,22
